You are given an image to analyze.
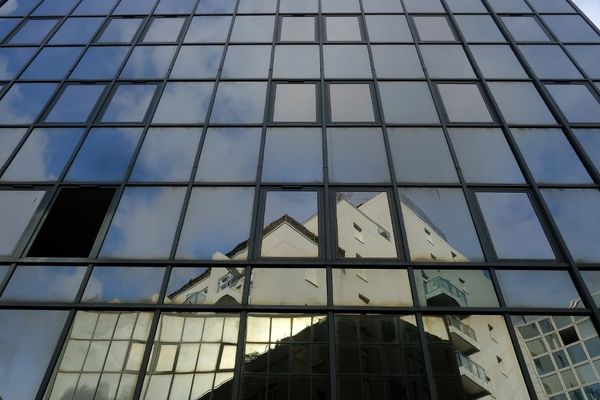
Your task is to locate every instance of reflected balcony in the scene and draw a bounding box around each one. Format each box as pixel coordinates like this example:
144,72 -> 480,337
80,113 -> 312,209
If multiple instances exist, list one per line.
456,351 -> 491,398
424,276 -> 468,307
447,315 -> 480,355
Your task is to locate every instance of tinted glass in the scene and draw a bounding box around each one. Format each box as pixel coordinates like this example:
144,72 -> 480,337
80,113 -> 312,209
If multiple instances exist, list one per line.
325,16 -> 361,41
273,83 -> 317,123
210,82 -> 267,124
120,45 -> 176,79
0,0 -> 41,16
581,272 -> 600,308
0,190 -> 45,256
567,45 -> 600,79
143,17 -> 185,42
333,269 -> 412,306
488,0 -> 530,12
0,47 -> 35,80
446,0 -> 486,12
9,18 -> 57,44
49,17 -> 102,44
470,45 -> 527,79
545,84 -> 600,124
437,84 -> 494,123
1,265 -> 85,302
0,83 -> 57,124
82,267 -> 164,303
155,0 -> 196,13
416,270 -> 498,306
73,0 -> 118,15
280,0 -> 318,13
498,271 -> 581,308
324,45 -> 372,79
45,84 -> 105,123
542,15 -> 600,43
502,16 -> 550,42
420,45 -> 476,79
114,0 -> 156,14
362,0 -> 404,12
379,82 -> 439,124
171,45 -> 223,79
0,128 -> 27,169
574,129 -> 600,171
222,45 -> 271,79
196,0 -> 236,14
238,0 -> 277,13
414,16 -> 455,42
520,45 -> 582,79
404,0 -> 444,12
329,83 -> 375,123
365,15 -> 412,42
101,84 -> 157,123
97,18 -> 143,43
272,45 -> 320,79
281,16 -> 315,41
488,82 -> 556,125
185,16 -> 231,43
152,82 -> 214,123
371,45 -> 423,79
251,268 -> 326,305
70,46 -> 129,79
21,47 -> 81,80
454,15 -> 505,42
230,15 -> 274,42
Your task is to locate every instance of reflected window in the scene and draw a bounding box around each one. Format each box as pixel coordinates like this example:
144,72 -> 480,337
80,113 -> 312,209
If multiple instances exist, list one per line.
273,83 -> 318,123
542,15 -> 600,43
280,16 -> 315,41
545,84 -> 600,124
48,17 -> 102,44
420,45 -> 475,79
130,128 -> 201,182
0,310 -> 68,400
449,128 -> 524,183
329,83 -> 375,123
166,267 -> 245,305
1,265 -> 86,302
250,268 -> 326,305
454,15 -> 505,42
120,46 -> 176,79
365,15 -> 412,42
325,16 -> 362,41
371,45 -> 423,79
97,18 -> 143,43
520,45 -> 581,80
230,15 -> 274,42
413,16 -> 456,42
379,82 -> 439,124
0,47 -> 36,80
488,82 -> 556,125
512,128 -> 591,184
176,187 -> 255,260
273,45 -> 320,79
470,45 -> 527,79
21,47 -> 81,80
210,82 -> 267,124
502,16 -> 550,42
389,128 -> 458,183
437,84 -> 494,123
328,128 -> 389,183
574,129 -> 600,172
260,191 -> 319,258
0,190 -> 45,256
142,17 -> 185,42
404,0 -> 444,12
155,0 -> 196,14
476,192 -> 555,260
171,45 -> 223,79
45,84 -> 105,123
222,45 -> 271,79
66,128 -> 142,182
152,82 -> 214,123
8,18 -> 58,44
141,313 -> 240,400
498,271 -> 581,308
196,128 -> 261,183
185,16 -> 231,43
0,83 -> 57,124
0,128 -> 27,169
335,191 -> 397,258
71,46 -> 129,80
400,188 -> 484,262
44,311 -> 153,400
567,45 -> 600,79
101,84 -> 157,123
417,270 -> 497,306
82,267 -> 164,303
100,187 -> 186,259
333,269 -> 412,306
262,128 -> 323,183
324,45 -> 372,79
1,128 -> 83,182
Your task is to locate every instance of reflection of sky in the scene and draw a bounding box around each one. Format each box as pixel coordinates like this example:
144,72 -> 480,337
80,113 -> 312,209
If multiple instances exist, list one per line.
0,309 -> 68,400
114,0 -> 156,14
0,83 -> 57,124
120,46 -> 176,79
338,191 -> 381,208
185,16 -> 231,43
73,0 -> 118,15
574,129 -> 600,170
497,270 -> 580,308
143,17 -> 185,42
0,190 -> 45,255
21,46 -> 82,80
82,266 -> 164,303
176,187 -> 255,259
264,191 -> 318,226
71,46 -> 129,79
45,84 -> 105,122
196,128 -> 261,183
488,82 -> 556,124
152,82 -> 214,123
102,84 -> 157,123
222,45 -> 271,79
49,17 -> 103,44
210,82 -> 267,124
171,45 -> 223,79
155,0 -> 196,14
9,18 -> 57,43
573,0 -> 600,29
230,16 -> 275,42
0,47 -> 36,79
519,45 -> 582,79
546,84 -> 600,123
1,265 -> 86,302
379,82 -> 440,124
582,271 -> 600,295
0,0 -> 40,16
197,0 -> 236,14
542,15 -> 600,42
0,128 -> 27,168
98,18 -> 143,42
0,18 -> 18,40
166,267 -> 210,298
2,128 -> 82,182
33,0 -> 78,15
100,187 -> 186,259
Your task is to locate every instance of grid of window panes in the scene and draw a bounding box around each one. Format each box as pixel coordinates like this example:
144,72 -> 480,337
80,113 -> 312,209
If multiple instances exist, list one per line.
1,0 -> 600,399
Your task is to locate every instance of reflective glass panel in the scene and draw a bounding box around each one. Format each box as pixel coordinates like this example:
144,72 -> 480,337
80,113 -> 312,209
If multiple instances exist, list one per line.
322,0 -> 360,12
155,0 -> 196,14
114,0 -> 156,14
437,84 -> 493,123
400,188 -> 484,262
142,17 -> 185,42
73,0 -> 118,15
2,128 -> 83,182
272,45 -> 320,79
528,0 -> 574,12
542,15 -> 600,43
454,15 -> 505,42
0,47 -> 36,80
365,15 -> 412,42
152,82 -> 214,123
574,129 -> 600,171
335,191 -> 397,258
280,16 -> 315,41
260,191 -> 319,258
329,83 -> 375,122
273,83 -> 317,123
1,265 -> 86,302
404,0 -> 444,12
97,18 -> 143,43
210,82 -> 267,124
48,17 -> 102,44
416,270 -> 497,306
250,268 -> 326,305
101,84 -> 157,123
371,45 -> 423,79
171,45 -> 223,79
176,187 -> 255,260
185,16 -> 231,43
221,45 -> 271,79
0,190 -> 44,256
581,272 -> 600,308
0,128 -> 27,169
45,84 -> 105,123
470,45 -> 528,79
230,15 -> 274,42
9,18 -> 57,44
238,0 -> 276,13
70,46 -> 129,80
498,271 -> 580,308
130,128 -> 202,182
325,16 -> 361,41
196,0 -> 236,13
100,187 -> 186,259
0,83 -> 57,124
414,16 -> 455,42
488,0 -> 530,12
446,0 -> 486,13
379,82 -> 439,124
66,128 -> 142,182
420,45 -> 476,79
0,0 -> 41,16
520,45 -> 582,80
502,16 -> 550,42
545,84 -> 600,124
165,267 -> 245,304
333,269 -> 412,306
328,128 -> 389,183
21,47 -> 81,80
280,0 -> 318,13
362,0 -> 404,12
567,45 -> 600,79
196,127 -> 261,183
324,45 -> 372,79
476,192 -> 555,260
120,45 -> 176,79
82,267 -> 164,303
488,82 -> 556,124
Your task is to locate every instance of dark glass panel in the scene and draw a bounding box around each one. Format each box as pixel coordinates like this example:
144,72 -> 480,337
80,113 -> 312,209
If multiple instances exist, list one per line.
371,45 -> 424,79
470,45 -> 527,79
454,15 -> 505,42
222,45 -> 271,79
545,84 -> 600,124
520,45 -> 582,79
155,0 -> 196,14
379,82 -> 439,124
488,0 -> 531,13
329,83 -> 375,123
404,0 -> 444,12
280,0 -> 318,13
437,84 -> 494,123
542,15 -> 600,43
324,45 -> 372,79
413,16 -> 455,42
73,0 -> 119,15
574,129 -> 600,171
33,0 -> 77,16
0,0 -> 41,16
143,17 -> 185,42
365,15 -> 412,42
8,18 -> 57,44
97,17 -> 143,43
114,0 -> 157,14
488,82 -> 556,125
1,265 -> 85,302
502,16 -> 550,42
185,16 -> 231,43
170,45 -> 223,79
196,0 -> 236,13
567,45 -> 600,79
420,45 -> 476,79
445,0 -> 486,12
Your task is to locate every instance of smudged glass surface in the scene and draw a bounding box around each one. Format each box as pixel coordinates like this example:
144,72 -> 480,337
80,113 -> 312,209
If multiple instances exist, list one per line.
542,189 -> 600,263
437,84 -> 493,123
335,191 -> 397,258
210,82 -> 267,124
176,188 -> 255,261
0,83 -> 57,124
324,45 -> 372,79
0,310 -> 68,400
371,45 -> 424,79
100,187 -> 186,259
262,128 -> 323,183
170,45 -> 223,79
498,271 -> 581,308
1,128 -> 83,182
130,128 -> 201,182
379,82 -> 439,124
152,82 -> 214,123
21,46 -> 81,80
222,45 -> 271,79
413,16 -> 455,42
542,15 -> 600,43
281,16 -> 315,41
143,17 -> 185,42
399,188 -> 484,262
273,45 -> 320,79
333,269 -> 412,306
0,47 -> 36,80
476,192 -> 555,260
567,45 -> 600,79
120,45 -> 176,79
488,82 -> 556,124
73,0 -> 119,15
230,15 -> 275,42
260,191 -> 319,258
196,127 -> 261,183
415,269 -> 497,306
273,83 -> 317,123
1,265 -> 86,302
114,0 -> 156,14
165,266 -> 245,304
45,84 -> 105,123
0,190 -> 45,256
545,84 -> 600,124
454,15 -> 505,42
70,46 -> 129,79
449,128 -> 524,183
82,266 -> 164,303
325,16 -> 362,41
0,128 -> 27,168
49,17 -> 103,44
365,15 -> 413,42
470,45 -> 527,79
328,128 -> 389,183
420,45 -> 476,79
155,0 -> 196,14
574,129 -> 600,171
8,18 -> 57,44
502,16 -> 550,42
97,18 -> 143,43
250,268 -> 326,305
101,84 -> 157,123
185,16 -> 231,43
66,128 -> 142,182
389,128 -> 458,183
520,45 -> 582,79
512,128 -> 591,184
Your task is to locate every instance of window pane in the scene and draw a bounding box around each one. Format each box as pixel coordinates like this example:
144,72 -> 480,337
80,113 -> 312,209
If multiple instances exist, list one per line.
143,17 -> 185,42
414,16 -> 455,42
176,187 -> 255,260
71,46 -> 129,80
130,128 -> 202,182
49,17 -> 102,44
101,84 -> 157,123
449,128 -> 524,183
336,191 -> 397,258
329,83 -> 375,123
273,83 -> 317,123
155,0 -> 196,13
66,128 -> 142,182
2,128 -> 83,182
0,190 -> 45,256
152,82 -> 214,123
238,0 -> 276,13
0,47 -> 36,80
9,18 -> 58,44
379,82 -> 439,124
82,267 -> 164,303
498,271 -> 580,308
470,45 -> 527,79
196,127 -> 261,183
476,192 -> 555,260
328,128 -> 389,183
437,84 -> 493,123
545,84 -> 600,124
371,45 -> 423,79
100,187 -> 186,259
404,0 -> 444,12
280,0 -> 318,13
97,18 -> 143,43
21,47 -> 81,80
488,82 -> 556,125
230,15 -> 274,42
165,267 -> 245,304
171,45 -> 223,79
363,0 -> 403,12
120,46 -> 176,79
211,82 -> 267,124
502,16 -> 550,42
262,128 -> 323,183
250,268 -> 325,305
0,128 -> 27,169
74,0 -> 119,15
0,83 -> 57,124
581,272 -> 600,308
567,45 -> 600,79
488,0 -> 531,13
222,45 -> 270,79
324,45 -> 372,79
45,84 -> 105,123
542,189 -> 600,263
400,188 -> 483,262
185,16 -> 231,43
420,45 -> 475,79
260,191 -> 319,258
512,128 -> 591,184
322,0 -> 360,13
446,0 -> 486,12
281,16 -> 315,41
416,270 -> 497,306
114,0 -> 157,14
520,45 -> 582,79
0,0 -> 40,16
574,129 -> 600,171
1,265 -> 85,302
196,0 -> 236,14
272,45 -> 320,79
542,15 -> 600,43
365,15 -> 412,42
333,269 -> 412,306
454,15 -> 505,42
325,16 -> 361,41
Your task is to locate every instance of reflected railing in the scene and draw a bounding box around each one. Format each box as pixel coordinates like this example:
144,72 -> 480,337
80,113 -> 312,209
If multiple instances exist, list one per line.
185,291 -> 207,304
400,194 -> 447,240
456,351 -> 488,382
448,315 -> 477,342
425,276 -> 468,307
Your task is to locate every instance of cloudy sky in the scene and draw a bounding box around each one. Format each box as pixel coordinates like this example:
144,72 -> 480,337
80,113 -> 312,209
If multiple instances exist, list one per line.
574,0 -> 600,27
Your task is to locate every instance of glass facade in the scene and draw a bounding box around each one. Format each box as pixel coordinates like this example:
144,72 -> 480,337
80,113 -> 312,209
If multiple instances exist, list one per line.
0,0 -> 600,399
